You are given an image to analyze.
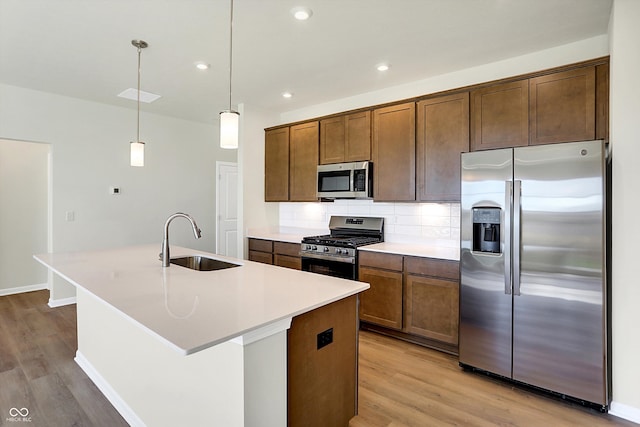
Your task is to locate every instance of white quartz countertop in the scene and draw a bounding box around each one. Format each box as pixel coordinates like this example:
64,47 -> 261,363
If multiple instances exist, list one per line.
358,242 -> 460,261
34,245 -> 369,355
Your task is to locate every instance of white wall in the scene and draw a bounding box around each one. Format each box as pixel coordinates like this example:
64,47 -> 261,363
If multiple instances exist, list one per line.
0,83 -> 236,300
239,104 -> 279,258
0,139 -> 49,293
609,0 -> 640,420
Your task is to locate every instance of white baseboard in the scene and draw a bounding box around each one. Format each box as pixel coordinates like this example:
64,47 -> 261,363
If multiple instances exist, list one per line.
48,296 -> 77,308
609,401 -> 640,424
74,350 -> 146,427
0,283 -> 48,297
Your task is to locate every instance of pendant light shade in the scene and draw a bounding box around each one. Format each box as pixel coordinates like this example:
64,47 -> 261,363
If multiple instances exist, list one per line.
130,39 -> 148,167
130,141 -> 145,167
220,0 -> 239,149
220,110 -> 239,149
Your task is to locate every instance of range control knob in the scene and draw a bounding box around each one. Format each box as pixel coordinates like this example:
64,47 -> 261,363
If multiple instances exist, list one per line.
335,248 -> 343,255
323,247 -> 329,252
312,245 -> 317,251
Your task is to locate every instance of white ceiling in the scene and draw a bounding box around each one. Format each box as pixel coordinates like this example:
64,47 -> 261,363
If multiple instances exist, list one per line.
0,0 -> 612,124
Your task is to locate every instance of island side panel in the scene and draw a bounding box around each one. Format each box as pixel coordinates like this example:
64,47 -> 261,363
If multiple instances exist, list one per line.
75,288 -> 246,427
287,294 -> 359,427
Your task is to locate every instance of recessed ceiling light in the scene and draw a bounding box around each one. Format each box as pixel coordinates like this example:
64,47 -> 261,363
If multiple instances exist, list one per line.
376,64 -> 390,72
195,62 -> 210,70
291,7 -> 313,20
282,92 -> 293,99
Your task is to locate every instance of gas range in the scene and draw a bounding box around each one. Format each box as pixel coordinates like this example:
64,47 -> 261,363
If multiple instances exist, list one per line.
301,216 -> 384,265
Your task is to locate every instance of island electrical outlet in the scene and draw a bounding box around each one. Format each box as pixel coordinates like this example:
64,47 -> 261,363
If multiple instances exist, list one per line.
317,328 -> 333,350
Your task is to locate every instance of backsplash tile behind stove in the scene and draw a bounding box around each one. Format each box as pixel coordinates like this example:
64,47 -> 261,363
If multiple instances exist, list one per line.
279,200 -> 460,248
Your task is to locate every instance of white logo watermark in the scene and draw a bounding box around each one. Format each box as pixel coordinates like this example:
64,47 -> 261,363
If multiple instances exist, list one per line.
6,407 -> 32,423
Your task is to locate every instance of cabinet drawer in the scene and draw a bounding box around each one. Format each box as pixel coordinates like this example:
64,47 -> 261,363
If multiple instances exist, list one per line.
274,254 -> 301,270
274,241 -> 301,257
404,256 -> 459,280
249,250 -> 273,265
248,238 -> 273,253
358,251 -> 403,271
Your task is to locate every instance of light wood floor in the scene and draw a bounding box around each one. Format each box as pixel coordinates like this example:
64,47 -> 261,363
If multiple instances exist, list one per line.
0,290 -> 635,427
351,331 -> 635,427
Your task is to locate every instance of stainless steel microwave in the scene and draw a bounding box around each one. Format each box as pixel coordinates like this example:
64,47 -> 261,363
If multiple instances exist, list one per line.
317,161 -> 372,199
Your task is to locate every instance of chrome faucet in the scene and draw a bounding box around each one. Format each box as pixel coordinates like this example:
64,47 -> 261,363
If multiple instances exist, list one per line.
161,212 -> 202,267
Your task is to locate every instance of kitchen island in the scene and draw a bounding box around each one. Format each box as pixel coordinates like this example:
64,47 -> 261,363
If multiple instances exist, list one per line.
35,244 -> 369,427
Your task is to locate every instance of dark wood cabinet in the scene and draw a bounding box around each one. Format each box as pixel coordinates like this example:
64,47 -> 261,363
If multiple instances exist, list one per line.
273,241 -> 301,270
404,257 -> 459,345
319,111 -> 371,164
372,102 -> 416,201
289,121 -> 319,201
358,252 -> 404,330
471,80 -> 529,151
416,92 -> 469,202
264,127 -> 290,202
359,251 -> 460,354
529,66 -> 596,145
248,238 -> 301,270
248,238 -> 274,264
288,295 -> 358,427
595,63 -> 609,141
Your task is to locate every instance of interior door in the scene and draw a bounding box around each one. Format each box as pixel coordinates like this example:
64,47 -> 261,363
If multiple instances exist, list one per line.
512,140 -> 606,405
216,161 -> 238,257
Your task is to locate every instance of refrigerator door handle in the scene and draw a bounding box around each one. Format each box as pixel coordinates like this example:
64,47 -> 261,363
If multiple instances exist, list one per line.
504,181 -> 512,295
513,180 -> 522,296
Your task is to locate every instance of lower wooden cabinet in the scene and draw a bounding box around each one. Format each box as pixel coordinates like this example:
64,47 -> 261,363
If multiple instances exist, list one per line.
248,238 -> 273,265
247,238 -> 301,270
358,250 -> 460,354
273,241 -> 301,270
404,257 -> 459,345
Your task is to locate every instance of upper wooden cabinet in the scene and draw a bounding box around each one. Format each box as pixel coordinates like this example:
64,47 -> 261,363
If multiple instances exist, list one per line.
595,63 -> 609,141
471,64 -> 604,151
471,80 -> 529,151
417,92 -> 470,202
529,66 -> 596,145
264,127 -> 290,202
320,111 -> 371,164
289,121 -> 319,202
372,102 -> 416,201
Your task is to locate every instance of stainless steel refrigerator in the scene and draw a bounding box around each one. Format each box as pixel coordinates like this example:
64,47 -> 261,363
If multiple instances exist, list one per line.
459,139 -> 610,410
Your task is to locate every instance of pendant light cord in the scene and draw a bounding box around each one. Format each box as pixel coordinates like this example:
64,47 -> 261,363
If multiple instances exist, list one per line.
137,44 -> 142,143
228,0 -> 234,111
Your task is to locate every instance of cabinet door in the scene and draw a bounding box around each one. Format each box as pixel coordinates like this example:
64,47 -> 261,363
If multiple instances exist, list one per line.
319,116 -> 345,165
372,102 -> 416,201
471,80 -> 529,150
417,92 -> 469,202
358,266 -> 403,330
289,121 -> 319,201
529,66 -> 596,145
264,127 -> 290,201
405,274 -> 459,345
595,63 -> 609,141
344,110 -> 371,162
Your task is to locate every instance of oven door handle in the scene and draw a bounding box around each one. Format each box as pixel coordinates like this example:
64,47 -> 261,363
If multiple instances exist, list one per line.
300,252 -> 356,264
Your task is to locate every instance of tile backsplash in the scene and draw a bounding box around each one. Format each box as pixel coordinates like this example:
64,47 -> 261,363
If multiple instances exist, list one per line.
279,200 -> 460,248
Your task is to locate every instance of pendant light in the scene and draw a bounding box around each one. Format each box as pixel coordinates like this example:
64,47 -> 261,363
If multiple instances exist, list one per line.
220,0 -> 239,149
130,39 -> 148,167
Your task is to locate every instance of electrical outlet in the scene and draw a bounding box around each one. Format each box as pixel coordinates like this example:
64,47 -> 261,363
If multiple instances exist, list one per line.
317,328 -> 333,350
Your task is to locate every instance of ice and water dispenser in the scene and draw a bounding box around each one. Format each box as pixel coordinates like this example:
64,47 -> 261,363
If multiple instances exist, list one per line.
472,207 -> 501,254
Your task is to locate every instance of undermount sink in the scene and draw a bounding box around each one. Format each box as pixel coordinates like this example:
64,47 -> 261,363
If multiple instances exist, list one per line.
170,255 -> 241,271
